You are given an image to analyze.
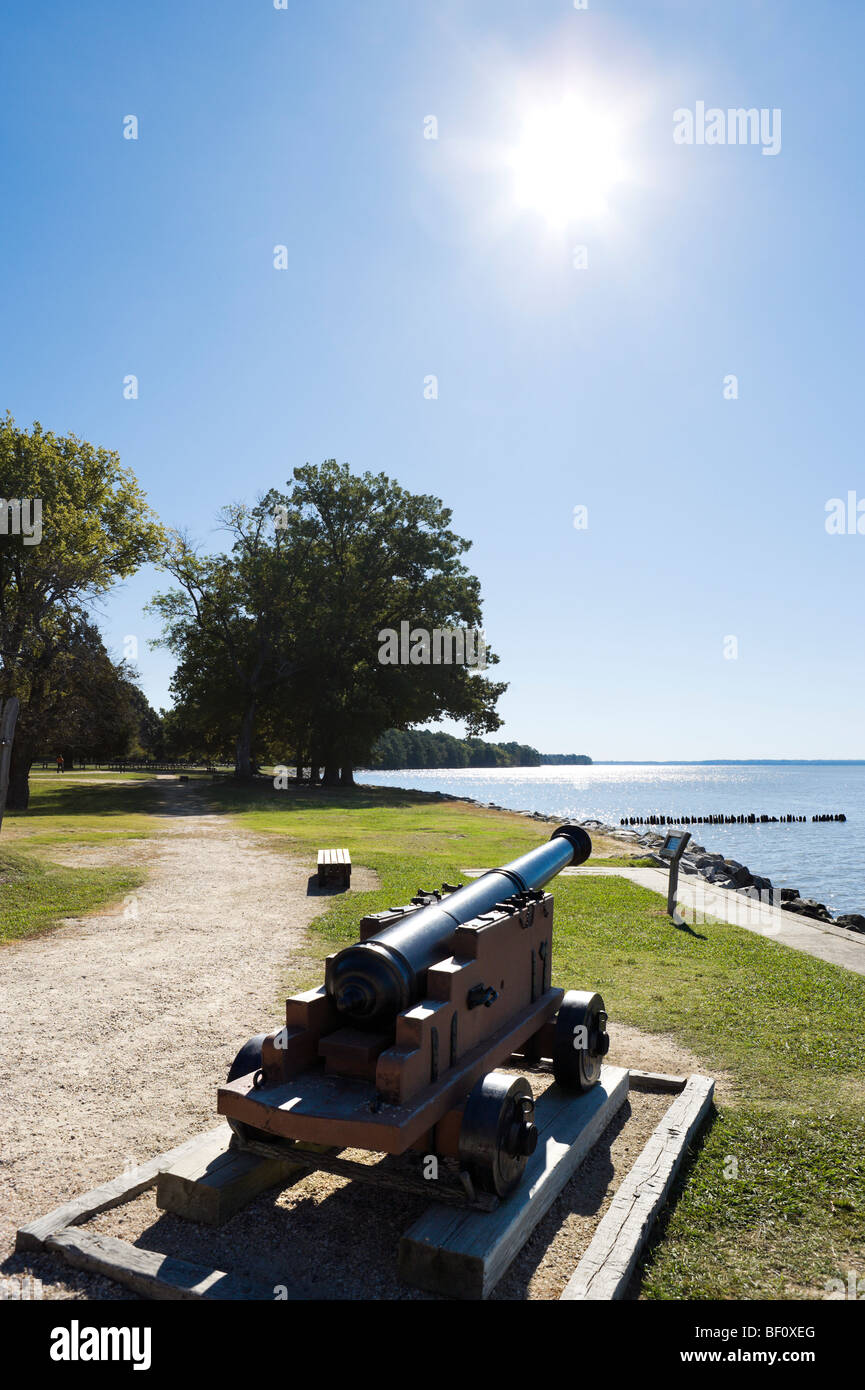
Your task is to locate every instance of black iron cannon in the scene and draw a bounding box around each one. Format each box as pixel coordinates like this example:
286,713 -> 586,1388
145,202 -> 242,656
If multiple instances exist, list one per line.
325,824 -> 592,1028
219,824 -> 610,1201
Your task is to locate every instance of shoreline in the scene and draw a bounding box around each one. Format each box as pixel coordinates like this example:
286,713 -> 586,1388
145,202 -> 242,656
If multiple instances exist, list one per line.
385,784 -> 865,940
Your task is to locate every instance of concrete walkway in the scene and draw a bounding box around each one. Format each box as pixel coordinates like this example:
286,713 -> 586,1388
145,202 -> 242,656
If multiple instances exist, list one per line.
568,865 -> 865,977
462,866 -> 865,976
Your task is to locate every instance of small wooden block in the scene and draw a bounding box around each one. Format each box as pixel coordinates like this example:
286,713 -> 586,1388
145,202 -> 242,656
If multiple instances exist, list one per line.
560,1073 -> 715,1301
156,1129 -> 302,1226
627,1069 -> 687,1093
318,1027 -> 390,1078
399,1065 -> 630,1300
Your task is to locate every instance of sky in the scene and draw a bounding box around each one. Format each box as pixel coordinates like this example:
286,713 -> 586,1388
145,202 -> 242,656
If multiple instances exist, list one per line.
2,0 -> 863,760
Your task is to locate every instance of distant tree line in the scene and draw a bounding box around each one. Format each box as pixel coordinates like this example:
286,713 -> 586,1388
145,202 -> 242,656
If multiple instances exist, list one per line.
538,753 -> 592,765
368,729 -> 542,769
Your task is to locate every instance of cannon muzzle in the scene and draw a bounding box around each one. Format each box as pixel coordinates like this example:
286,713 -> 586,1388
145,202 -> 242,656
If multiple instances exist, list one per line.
325,824 -> 591,1028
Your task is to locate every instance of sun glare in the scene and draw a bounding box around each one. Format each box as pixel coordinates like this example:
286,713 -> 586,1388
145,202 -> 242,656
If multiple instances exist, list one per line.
508,97 -> 629,228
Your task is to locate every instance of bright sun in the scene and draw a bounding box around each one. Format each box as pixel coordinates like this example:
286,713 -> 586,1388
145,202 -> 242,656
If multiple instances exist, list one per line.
508,96 -> 629,228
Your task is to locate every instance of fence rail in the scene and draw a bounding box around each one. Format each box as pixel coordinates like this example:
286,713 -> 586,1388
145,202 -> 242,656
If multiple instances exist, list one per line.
37,760 -> 234,774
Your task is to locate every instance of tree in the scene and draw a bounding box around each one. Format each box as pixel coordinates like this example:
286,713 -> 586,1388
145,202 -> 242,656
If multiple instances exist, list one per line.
0,414 -> 165,807
152,462 -> 507,783
283,461 -> 506,784
14,617 -> 147,774
149,506 -> 313,779
121,683 -> 165,760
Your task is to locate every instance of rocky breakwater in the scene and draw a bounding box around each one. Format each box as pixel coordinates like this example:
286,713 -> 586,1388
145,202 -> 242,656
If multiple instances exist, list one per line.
610,826 -> 865,936
419,795 -> 865,937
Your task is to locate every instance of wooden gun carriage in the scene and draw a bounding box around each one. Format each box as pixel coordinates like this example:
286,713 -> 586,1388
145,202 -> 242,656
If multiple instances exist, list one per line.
218,826 -> 610,1205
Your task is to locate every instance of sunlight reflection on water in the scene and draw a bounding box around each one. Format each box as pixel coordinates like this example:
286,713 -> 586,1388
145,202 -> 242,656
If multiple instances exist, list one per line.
359,764 -> 865,916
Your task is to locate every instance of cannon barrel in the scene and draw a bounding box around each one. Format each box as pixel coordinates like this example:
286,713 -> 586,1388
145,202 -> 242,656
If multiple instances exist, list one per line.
325,824 -> 591,1028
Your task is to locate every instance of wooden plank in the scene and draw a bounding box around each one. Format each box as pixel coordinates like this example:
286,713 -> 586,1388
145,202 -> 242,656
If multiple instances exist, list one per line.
399,1065 -> 630,1300
560,1074 -> 715,1301
45,1229 -> 274,1301
16,1125 -> 232,1253
628,1069 -> 687,1093
156,1128 -> 303,1226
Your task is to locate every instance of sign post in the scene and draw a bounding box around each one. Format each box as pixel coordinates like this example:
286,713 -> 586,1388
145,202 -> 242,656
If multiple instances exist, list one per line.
657,829 -> 691,923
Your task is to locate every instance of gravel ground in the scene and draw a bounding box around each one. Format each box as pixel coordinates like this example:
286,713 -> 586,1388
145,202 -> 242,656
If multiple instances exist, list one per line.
1,781 -> 716,1300
0,780 -> 376,1299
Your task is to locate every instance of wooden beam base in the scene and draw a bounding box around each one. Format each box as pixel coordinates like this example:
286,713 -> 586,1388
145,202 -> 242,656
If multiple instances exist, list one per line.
16,1067 -> 716,1302
45,1229 -> 274,1301
399,1065 -> 630,1300
16,1125 -> 232,1254
156,1128 -> 304,1226
560,1074 -> 715,1300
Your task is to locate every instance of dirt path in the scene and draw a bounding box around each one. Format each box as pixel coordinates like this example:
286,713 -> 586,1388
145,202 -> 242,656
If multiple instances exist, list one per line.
0,780 -> 376,1275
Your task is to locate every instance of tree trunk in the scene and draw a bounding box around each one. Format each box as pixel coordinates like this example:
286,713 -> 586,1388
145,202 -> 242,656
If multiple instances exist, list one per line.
340,765 -> 355,787
321,763 -> 340,786
295,749 -> 305,784
234,701 -> 257,780
6,743 -> 33,812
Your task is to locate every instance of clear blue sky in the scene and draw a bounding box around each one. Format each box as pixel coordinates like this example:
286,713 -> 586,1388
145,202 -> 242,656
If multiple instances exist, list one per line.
2,0 -> 863,759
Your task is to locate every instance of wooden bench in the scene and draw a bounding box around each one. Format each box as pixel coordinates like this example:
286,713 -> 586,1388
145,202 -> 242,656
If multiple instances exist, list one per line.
317,847 -> 351,888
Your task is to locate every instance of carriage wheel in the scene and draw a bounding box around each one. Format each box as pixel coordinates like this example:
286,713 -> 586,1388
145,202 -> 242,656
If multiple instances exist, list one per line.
552,991 -> 609,1092
458,1073 -> 538,1197
225,1034 -> 270,1146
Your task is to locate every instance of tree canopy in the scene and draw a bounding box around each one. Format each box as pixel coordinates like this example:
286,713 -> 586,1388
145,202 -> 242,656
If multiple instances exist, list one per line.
151,461 -> 507,781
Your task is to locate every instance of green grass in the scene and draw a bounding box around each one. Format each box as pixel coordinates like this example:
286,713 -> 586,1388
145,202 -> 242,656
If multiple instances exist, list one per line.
4,774 -> 170,851
553,875 -> 865,1112
639,1108 -> 865,1300
0,846 -> 144,943
587,854 -> 657,868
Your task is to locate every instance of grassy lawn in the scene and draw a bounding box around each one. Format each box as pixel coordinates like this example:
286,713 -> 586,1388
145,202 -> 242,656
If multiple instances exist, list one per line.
0,773 -> 160,941
0,845 -> 144,944
206,777 -> 865,1300
3,773 -> 168,850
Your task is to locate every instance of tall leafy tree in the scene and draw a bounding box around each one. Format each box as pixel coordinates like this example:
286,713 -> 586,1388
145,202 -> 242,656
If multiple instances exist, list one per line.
0,415 -> 164,806
12,616 -> 148,776
283,461 -> 505,784
149,505 -> 314,779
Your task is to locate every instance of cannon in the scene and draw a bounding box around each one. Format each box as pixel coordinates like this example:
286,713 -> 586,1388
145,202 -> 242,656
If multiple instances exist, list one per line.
218,825 -> 610,1203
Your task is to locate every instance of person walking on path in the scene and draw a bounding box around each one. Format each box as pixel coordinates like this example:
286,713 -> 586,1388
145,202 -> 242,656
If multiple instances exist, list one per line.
56,754 -> 64,773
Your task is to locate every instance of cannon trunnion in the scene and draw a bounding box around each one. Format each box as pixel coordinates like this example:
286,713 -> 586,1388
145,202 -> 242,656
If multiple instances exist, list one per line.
218,826 -> 610,1201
